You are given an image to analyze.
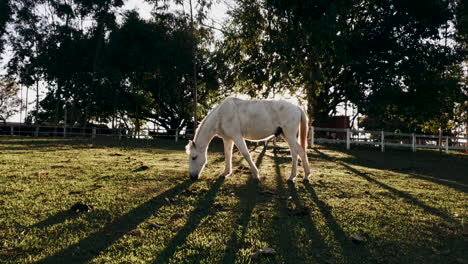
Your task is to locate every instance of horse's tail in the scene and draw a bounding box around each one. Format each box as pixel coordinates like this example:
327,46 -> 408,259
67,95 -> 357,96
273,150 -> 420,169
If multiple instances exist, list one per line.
299,108 -> 308,152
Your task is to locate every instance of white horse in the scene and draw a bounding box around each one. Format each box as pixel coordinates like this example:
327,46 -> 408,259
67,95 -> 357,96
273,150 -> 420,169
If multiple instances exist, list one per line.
186,97 -> 311,182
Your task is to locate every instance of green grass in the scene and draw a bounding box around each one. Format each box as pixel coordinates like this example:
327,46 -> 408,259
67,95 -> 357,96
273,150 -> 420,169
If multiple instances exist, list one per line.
0,136 -> 467,264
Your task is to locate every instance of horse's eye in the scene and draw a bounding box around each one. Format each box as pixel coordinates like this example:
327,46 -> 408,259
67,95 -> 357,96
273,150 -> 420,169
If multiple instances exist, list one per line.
191,156 -> 197,160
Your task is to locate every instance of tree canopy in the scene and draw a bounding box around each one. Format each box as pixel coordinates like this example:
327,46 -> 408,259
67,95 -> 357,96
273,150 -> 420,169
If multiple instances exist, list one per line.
0,0 -> 466,135
221,0 -> 467,134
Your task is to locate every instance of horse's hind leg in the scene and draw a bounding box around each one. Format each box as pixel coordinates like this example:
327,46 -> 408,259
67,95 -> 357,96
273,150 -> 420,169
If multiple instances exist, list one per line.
221,137 -> 234,177
297,143 -> 311,181
232,137 -> 259,180
283,134 -> 299,182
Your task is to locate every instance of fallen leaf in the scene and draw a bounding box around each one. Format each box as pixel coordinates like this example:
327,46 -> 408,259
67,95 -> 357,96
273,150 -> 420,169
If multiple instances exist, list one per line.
148,222 -> 162,229
133,166 -> 150,172
261,246 -> 277,255
260,190 -> 277,196
350,234 -> 364,244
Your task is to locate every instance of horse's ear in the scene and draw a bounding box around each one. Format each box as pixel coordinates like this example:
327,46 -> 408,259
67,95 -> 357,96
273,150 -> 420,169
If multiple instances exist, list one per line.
185,140 -> 192,154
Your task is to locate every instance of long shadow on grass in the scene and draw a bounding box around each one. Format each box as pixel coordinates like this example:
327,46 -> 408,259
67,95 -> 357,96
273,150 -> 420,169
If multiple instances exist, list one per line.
36,179 -> 194,264
315,149 -> 458,225
31,209 -> 113,229
302,182 -> 372,263
220,144 -> 267,264
321,145 -> 468,192
31,210 -> 79,228
269,148 -> 328,263
151,177 -> 225,263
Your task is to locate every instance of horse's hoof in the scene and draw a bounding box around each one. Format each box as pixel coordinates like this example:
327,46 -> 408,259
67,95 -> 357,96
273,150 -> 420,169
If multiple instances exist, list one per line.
287,178 -> 295,183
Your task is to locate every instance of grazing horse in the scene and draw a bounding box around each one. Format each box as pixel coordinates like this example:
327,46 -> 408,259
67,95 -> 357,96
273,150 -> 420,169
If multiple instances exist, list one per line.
186,97 -> 311,182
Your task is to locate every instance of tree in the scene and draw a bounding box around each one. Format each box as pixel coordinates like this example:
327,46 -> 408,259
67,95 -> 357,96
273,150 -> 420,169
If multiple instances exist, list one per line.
0,0 -> 11,56
221,0 -> 465,132
0,81 -> 22,123
105,11 -> 223,134
5,1 -> 223,132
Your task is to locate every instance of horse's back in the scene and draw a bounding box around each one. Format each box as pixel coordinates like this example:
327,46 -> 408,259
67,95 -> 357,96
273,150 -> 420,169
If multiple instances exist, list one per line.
217,97 -> 302,140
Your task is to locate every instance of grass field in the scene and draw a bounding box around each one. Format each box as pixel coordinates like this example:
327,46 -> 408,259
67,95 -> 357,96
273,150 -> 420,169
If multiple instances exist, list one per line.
0,136 -> 467,264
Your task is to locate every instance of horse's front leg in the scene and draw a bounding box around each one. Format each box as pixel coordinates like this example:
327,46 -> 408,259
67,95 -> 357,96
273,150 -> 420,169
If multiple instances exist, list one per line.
233,137 -> 259,180
220,138 -> 234,177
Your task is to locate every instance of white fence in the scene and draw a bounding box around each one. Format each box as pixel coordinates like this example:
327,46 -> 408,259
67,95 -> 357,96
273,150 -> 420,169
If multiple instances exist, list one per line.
2,124 -> 468,154
310,127 -> 468,153
0,125 -> 192,142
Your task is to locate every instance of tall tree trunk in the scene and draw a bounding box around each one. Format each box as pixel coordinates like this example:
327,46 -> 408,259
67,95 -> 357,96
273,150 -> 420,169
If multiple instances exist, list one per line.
305,63 -> 329,127
35,77 -> 39,124
25,85 -> 28,123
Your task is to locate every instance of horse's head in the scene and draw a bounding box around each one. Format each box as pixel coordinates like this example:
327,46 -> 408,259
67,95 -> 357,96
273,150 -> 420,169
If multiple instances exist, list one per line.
185,140 -> 207,180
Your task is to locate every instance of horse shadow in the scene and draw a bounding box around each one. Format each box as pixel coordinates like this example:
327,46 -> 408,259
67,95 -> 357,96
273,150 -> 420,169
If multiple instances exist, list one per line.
266,148 -> 330,263
150,177 -> 225,263
219,144 -> 268,264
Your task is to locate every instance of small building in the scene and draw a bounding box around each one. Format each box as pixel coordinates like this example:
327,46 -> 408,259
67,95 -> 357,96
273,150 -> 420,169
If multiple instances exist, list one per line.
316,116 -> 350,140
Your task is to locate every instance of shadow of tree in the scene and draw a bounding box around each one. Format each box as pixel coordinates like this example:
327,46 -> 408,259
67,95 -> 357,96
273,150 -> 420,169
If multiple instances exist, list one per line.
302,181 -> 372,263
36,179 -> 194,264
31,210 -> 79,229
314,149 -> 459,225
315,145 -> 468,193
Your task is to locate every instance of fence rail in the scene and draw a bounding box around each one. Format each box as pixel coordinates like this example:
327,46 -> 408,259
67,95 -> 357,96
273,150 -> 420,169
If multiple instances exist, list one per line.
311,127 -> 468,153
0,125 -> 193,142
1,124 -> 467,154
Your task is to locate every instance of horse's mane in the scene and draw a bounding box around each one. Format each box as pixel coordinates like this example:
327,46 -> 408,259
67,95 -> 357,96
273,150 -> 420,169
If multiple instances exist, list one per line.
193,102 -> 222,142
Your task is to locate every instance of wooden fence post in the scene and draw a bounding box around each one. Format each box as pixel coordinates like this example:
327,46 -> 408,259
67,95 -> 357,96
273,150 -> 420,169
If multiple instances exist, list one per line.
445,136 -> 449,154
412,133 -> 416,152
346,128 -> 350,150
92,127 -> 96,139
310,126 -> 315,148
10,126 -> 13,136
175,129 -> 179,142
381,131 -> 385,152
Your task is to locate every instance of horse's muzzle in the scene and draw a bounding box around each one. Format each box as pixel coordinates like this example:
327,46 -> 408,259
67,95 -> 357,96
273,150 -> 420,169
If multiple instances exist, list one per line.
190,173 -> 199,180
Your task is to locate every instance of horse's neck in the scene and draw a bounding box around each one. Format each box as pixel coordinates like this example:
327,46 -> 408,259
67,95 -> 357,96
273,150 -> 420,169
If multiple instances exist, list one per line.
194,112 -> 217,151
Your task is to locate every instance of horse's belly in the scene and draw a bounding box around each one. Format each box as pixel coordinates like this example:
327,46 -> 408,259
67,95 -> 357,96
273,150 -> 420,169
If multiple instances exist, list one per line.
244,135 -> 274,142
243,128 -> 276,141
